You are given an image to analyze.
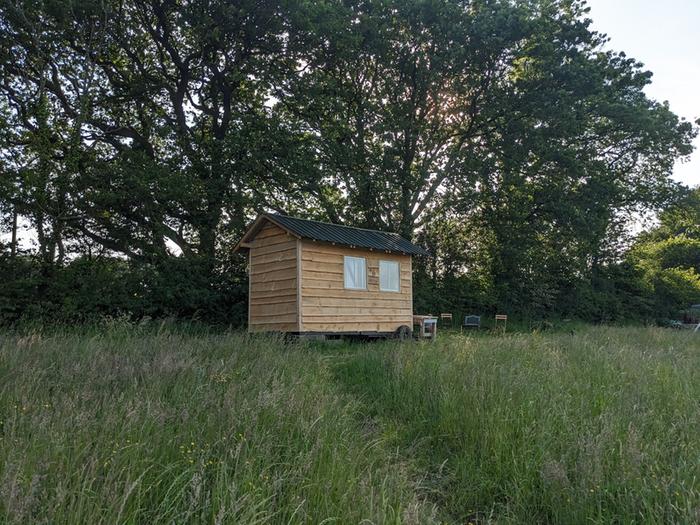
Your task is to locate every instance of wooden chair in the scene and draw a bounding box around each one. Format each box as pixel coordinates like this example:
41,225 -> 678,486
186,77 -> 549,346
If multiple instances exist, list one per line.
440,313 -> 453,327
495,314 -> 508,332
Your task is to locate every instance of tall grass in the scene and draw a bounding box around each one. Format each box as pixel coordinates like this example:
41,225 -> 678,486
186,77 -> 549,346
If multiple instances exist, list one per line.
0,325 -> 698,523
0,327 -> 432,524
334,327 -> 700,523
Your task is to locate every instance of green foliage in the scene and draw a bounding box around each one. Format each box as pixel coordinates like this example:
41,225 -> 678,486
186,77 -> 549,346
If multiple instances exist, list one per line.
0,256 -> 248,326
0,0 -> 697,324
633,236 -> 700,273
0,257 -> 43,323
650,268 -> 700,315
626,188 -> 700,317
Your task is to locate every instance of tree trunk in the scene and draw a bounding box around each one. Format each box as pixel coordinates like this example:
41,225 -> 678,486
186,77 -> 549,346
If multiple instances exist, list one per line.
198,193 -> 222,271
398,184 -> 414,239
10,209 -> 17,258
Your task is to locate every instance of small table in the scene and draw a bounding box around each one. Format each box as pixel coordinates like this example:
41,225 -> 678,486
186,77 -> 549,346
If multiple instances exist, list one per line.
413,315 -> 438,340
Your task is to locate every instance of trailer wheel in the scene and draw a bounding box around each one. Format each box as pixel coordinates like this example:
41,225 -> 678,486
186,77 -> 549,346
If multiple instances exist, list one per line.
395,325 -> 412,341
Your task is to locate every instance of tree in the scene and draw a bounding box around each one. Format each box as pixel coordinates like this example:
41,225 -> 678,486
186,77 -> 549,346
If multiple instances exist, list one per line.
278,0 -> 695,318
627,187 -> 700,316
447,2 -> 696,315
0,0 -> 313,265
0,0 -> 697,324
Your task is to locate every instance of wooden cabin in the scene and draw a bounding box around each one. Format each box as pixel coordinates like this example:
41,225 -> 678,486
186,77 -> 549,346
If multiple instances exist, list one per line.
234,213 -> 428,337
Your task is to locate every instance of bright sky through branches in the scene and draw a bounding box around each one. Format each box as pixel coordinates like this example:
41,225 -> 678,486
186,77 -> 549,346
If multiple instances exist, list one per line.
586,0 -> 700,187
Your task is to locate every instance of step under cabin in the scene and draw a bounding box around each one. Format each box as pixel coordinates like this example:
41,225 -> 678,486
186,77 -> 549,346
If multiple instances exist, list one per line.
234,213 -> 428,337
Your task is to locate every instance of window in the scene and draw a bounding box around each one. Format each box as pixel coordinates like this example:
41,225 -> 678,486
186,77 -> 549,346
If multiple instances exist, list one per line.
379,260 -> 400,292
344,256 -> 367,289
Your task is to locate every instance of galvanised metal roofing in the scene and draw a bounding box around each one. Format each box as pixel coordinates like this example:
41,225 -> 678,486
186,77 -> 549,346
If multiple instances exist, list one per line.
266,213 -> 428,256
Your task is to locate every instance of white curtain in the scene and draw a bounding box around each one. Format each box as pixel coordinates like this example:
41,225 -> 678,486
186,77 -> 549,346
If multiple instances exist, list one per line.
379,260 -> 399,292
344,256 -> 367,289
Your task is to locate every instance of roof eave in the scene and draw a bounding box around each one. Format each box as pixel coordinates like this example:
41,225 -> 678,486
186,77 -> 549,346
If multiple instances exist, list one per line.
301,237 -> 425,257
233,215 -> 264,253
262,213 -> 302,240
233,213 -> 302,253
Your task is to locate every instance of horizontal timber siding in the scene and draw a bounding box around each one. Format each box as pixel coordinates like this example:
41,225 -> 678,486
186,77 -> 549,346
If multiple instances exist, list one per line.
248,222 -> 299,332
299,242 -> 413,333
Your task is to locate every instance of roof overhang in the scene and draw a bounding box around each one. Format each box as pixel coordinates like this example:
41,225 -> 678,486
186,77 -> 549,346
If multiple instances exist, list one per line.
233,214 -> 300,253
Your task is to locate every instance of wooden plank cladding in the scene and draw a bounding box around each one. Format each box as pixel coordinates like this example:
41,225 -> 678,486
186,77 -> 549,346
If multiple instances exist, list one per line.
248,222 -> 299,332
299,241 -> 412,334
240,214 -> 423,335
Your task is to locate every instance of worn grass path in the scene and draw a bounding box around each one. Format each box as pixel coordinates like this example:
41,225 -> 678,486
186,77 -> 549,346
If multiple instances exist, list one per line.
1,325 -> 698,523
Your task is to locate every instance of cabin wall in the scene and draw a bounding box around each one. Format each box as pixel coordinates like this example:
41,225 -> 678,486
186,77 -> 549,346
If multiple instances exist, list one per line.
299,241 -> 413,333
248,222 -> 299,332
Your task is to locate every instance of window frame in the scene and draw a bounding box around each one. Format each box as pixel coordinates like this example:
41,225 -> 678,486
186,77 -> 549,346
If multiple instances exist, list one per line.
343,255 -> 367,290
379,259 -> 400,292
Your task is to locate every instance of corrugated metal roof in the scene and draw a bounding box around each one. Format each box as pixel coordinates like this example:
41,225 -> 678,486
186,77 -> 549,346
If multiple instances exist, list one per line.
266,213 -> 428,256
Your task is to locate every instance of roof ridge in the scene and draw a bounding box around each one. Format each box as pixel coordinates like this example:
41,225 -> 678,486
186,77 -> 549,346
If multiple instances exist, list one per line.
267,212 -> 404,238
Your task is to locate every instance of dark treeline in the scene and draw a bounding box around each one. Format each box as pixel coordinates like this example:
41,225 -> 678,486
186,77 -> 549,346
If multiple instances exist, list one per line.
0,0 -> 698,326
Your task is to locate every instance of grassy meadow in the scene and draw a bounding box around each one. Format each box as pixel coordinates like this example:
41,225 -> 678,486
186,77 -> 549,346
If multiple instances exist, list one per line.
0,325 -> 698,524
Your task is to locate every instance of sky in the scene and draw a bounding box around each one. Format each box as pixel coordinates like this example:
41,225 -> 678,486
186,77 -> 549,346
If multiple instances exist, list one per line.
586,0 -> 700,187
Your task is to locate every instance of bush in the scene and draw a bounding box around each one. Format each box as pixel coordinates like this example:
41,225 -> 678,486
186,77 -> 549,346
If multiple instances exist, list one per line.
0,256 -> 248,327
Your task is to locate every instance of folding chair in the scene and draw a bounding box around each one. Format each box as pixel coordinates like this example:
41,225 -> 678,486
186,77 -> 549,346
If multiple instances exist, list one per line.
495,314 -> 508,332
461,315 -> 481,332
